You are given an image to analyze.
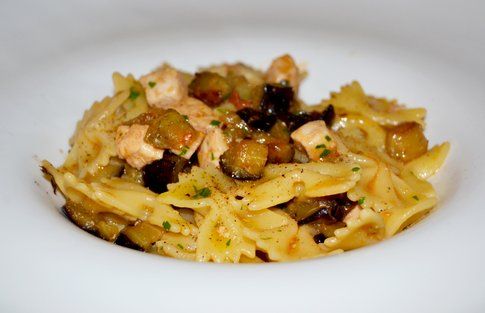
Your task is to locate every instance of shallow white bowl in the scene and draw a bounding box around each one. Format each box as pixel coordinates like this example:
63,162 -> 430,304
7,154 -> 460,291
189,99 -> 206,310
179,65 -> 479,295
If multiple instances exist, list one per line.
1,0 -> 484,312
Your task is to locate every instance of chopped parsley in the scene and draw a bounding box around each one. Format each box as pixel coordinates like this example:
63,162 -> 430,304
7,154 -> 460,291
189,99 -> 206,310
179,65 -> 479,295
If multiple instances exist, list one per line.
210,120 -> 221,126
192,186 -> 211,199
226,239 -> 231,247
412,195 -> 420,201
162,221 -> 171,231
177,244 -> 184,250
358,197 -> 366,205
182,115 -> 189,122
325,135 -> 332,141
320,149 -> 331,158
352,167 -> 360,172
179,146 -> 189,156
129,89 -> 140,100
148,81 -> 157,88
315,144 -> 326,149
210,152 -> 215,161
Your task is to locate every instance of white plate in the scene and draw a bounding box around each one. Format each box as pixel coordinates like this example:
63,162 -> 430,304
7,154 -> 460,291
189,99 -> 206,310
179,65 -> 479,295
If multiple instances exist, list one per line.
1,1 -> 484,312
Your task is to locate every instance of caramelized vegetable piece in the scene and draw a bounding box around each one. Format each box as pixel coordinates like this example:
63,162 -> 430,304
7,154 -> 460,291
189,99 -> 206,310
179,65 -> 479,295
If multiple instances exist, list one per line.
142,152 -> 191,193
145,109 -> 199,151
386,122 -> 428,162
63,199 -> 128,242
285,194 -> 356,225
278,105 -> 335,132
189,72 -> 232,106
269,120 -> 290,143
118,221 -> 164,251
97,213 -> 130,241
260,83 -> 294,116
267,141 -> 294,164
220,140 -> 268,180
63,200 -> 98,235
122,164 -> 144,185
227,75 -> 263,109
220,112 -> 251,143
313,233 -> 327,244
236,108 -> 276,131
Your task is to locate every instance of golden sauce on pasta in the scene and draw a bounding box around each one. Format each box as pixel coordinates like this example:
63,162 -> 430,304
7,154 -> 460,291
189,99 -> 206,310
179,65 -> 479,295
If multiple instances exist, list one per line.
42,55 -> 450,263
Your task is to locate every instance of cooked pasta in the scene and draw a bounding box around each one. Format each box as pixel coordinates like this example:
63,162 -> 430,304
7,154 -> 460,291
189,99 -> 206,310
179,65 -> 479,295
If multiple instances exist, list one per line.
41,54 -> 449,263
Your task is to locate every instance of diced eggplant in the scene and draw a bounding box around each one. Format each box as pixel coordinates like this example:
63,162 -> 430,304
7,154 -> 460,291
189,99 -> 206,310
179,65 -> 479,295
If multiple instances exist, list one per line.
313,233 -> 327,244
320,104 -> 335,126
220,140 -> 268,180
96,212 -> 130,241
285,194 -> 356,225
260,83 -> 294,116
145,109 -> 199,151
255,250 -> 270,262
62,200 -> 98,236
269,120 -> 290,143
121,164 -> 144,185
227,75 -> 263,110
386,122 -> 428,162
142,152 -> 191,193
267,141 -> 294,164
189,72 -> 232,106
63,199 -> 128,242
117,221 -> 164,251
114,233 -> 145,251
220,112 -> 251,143
278,105 -> 336,132
236,108 -> 276,131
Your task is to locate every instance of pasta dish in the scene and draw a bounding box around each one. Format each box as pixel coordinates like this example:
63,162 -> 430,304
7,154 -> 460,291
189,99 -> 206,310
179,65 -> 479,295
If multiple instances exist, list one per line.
42,54 -> 450,263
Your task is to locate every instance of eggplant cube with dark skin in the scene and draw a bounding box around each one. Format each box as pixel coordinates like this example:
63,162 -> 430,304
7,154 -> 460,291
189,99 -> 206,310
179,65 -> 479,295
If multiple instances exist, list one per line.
145,109 -> 199,151
220,139 -> 268,180
260,83 -> 294,116
189,72 -> 232,107
142,152 -> 191,194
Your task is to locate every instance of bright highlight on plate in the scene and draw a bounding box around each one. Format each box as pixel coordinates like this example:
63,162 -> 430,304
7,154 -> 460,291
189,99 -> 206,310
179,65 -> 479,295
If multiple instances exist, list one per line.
41,54 -> 449,263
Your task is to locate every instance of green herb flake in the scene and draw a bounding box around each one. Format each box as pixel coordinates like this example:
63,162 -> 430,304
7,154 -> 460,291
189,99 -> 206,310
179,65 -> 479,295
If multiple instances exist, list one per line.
182,115 -> 189,122
320,149 -> 331,158
210,120 -> 221,127
129,89 -> 140,100
148,81 -> 157,88
261,237 -> 272,240
315,144 -> 326,149
162,221 -> 171,231
325,135 -> 332,141
177,244 -> 184,250
179,146 -> 189,156
192,186 -> 212,199
226,239 -> 231,247
412,195 -> 420,201
358,197 -> 366,205
352,167 -> 360,172
210,152 -> 215,161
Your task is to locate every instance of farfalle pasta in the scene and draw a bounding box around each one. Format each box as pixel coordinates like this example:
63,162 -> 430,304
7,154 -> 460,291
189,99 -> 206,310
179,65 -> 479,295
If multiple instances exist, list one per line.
42,55 -> 449,263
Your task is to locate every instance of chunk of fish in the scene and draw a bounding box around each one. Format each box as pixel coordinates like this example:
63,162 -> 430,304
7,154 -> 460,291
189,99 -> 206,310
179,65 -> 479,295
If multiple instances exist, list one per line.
290,120 -> 337,161
115,124 -> 164,169
197,127 -> 229,168
265,54 -> 301,92
140,66 -> 188,108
